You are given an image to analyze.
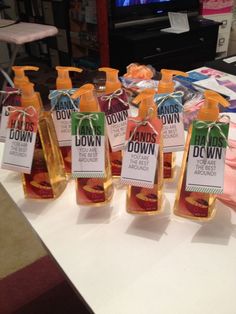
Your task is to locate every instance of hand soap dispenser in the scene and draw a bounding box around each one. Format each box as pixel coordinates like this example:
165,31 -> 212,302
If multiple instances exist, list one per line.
51,66 -> 83,175
98,67 -> 130,178
21,82 -> 67,199
157,69 -> 188,181
121,89 -> 163,215
174,90 -> 229,220
71,84 -> 114,206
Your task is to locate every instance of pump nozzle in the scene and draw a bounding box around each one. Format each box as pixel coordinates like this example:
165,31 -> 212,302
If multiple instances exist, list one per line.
98,67 -> 121,94
71,83 -> 98,112
133,89 -> 157,119
12,66 -> 39,89
20,82 -> 41,111
158,69 -> 188,94
55,66 -> 83,90
197,90 -> 229,121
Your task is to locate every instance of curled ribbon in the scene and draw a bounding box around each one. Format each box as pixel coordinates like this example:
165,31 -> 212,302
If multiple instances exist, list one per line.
7,106 -> 37,131
155,91 -> 184,109
101,88 -> 129,111
124,107 -> 158,149
75,112 -> 99,137
48,89 -> 78,112
195,114 -> 231,161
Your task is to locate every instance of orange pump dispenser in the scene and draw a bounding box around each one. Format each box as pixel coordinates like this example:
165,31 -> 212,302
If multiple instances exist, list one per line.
71,83 -> 98,112
12,66 -> 39,89
98,67 -> 121,94
20,82 -> 67,199
55,66 -> 83,89
174,90 -> 229,221
126,89 -> 163,215
133,89 -> 157,119
158,69 -> 188,94
71,84 -> 114,206
197,90 -> 228,121
157,69 -> 188,181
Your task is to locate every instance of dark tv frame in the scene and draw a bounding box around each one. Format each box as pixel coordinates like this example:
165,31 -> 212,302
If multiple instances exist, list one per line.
110,0 -> 200,29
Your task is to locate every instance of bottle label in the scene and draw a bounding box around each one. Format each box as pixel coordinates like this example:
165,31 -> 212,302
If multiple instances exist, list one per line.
178,173 -> 210,218
186,119 -> 229,194
127,186 -> 158,213
71,112 -> 105,178
23,133 -> 54,199
50,89 -> 79,147
0,88 -> 21,143
76,178 -> 106,204
1,106 -> 38,174
155,92 -> 185,152
98,89 -> 130,152
121,117 -> 161,188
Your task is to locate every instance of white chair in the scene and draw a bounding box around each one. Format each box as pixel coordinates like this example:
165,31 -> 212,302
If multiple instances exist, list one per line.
0,19 -> 58,88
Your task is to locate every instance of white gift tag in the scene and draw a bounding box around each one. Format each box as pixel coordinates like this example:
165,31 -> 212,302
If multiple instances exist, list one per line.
0,107 -> 10,142
71,112 -> 105,178
121,117 -> 161,188
1,106 -> 38,174
50,89 -> 78,147
186,120 -> 229,194
155,92 -> 185,152
98,88 -> 130,152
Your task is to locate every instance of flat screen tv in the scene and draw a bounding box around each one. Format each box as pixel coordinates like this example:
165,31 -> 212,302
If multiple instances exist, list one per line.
111,0 -> 200,28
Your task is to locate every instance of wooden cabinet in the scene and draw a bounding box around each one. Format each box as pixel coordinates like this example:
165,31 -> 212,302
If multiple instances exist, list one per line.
109,18 -> 220,74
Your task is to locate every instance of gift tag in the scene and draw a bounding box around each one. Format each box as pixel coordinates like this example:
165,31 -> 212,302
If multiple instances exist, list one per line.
1,106 -> 38,174
121,117 -> 161,188
49,89 -> 79,147
186,120 -> 230,194
155,92 -> 185,152
71,112 -> 105,178
98,88 -> 130,152
0,88 -> 21,143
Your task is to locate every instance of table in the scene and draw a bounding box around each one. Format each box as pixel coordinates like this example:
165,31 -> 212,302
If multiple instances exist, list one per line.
1,115 -> 236,314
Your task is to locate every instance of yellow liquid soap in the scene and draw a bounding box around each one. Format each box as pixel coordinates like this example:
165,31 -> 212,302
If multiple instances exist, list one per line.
19,82 -> 67,199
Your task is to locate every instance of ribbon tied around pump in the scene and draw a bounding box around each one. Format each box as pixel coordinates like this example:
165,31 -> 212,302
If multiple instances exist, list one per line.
195,114 -> 231,161
48,89 -> 78,111
75,112 -> 99,137
7,106 -> 37,131
125,107 -> 158,149
101,88 -> 129,111
155,91 -> 184,109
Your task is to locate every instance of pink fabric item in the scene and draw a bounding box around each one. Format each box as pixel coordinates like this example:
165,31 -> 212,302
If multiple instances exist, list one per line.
217,120 -> 236,208
0,20 -> 58,45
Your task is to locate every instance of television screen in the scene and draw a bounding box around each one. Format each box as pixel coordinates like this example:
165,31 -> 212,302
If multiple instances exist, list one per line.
116,0 -> 171,7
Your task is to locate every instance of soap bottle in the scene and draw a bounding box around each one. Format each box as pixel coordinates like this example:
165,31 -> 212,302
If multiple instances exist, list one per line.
12,66 -> 39,88
21,82 -> 67,199
157,69 -> 187,181
98,67 -> 126,178
71,84 -> 114,206
53,66 -> 83,175
125,89 -> 163,215
174,90 -> 229,220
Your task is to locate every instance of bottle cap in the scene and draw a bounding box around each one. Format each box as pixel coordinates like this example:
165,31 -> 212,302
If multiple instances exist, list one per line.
71,83 -> 99,112
98,67 -> 121,94
133,89 -> 157,120
12,66 -> 39,89
198,90 -> 229,121
55,66 -> 83,90
158,69 -> 188,94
